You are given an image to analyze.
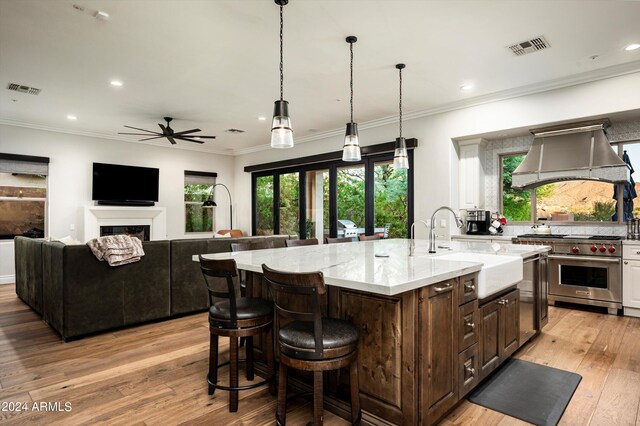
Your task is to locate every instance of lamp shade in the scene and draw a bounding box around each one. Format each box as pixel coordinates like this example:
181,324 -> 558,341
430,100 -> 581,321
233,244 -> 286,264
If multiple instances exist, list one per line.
342,122 -> 361,161
202,199 -> 217,208
271,100 -> 294,148
393,137 -> 409,170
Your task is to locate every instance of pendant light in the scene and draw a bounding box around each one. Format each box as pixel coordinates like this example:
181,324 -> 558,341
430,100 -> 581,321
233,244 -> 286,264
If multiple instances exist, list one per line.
271,0 -> 293,149
342,36 -> 361,162
393,63 -> 409,170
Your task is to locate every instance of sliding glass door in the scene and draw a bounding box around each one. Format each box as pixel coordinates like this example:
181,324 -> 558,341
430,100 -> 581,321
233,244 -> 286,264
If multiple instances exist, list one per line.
252,152 -> 413,239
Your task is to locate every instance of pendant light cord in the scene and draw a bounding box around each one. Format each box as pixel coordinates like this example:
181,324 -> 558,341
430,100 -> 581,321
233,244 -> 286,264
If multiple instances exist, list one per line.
399,66 -> 403,138
349,40 -> 354,124
279,5 -> 284,101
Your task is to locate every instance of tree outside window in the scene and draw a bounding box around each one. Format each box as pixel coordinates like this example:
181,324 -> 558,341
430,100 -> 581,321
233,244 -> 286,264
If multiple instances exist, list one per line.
0,172 -> 46,239
184,172 -> 215,233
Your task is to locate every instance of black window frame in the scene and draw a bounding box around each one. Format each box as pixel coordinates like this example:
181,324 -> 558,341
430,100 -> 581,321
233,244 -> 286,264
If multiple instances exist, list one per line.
251,146 -> 415,238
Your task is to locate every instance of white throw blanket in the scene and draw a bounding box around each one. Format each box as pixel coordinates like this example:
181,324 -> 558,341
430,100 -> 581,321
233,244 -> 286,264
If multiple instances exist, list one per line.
86,235 -> 145,267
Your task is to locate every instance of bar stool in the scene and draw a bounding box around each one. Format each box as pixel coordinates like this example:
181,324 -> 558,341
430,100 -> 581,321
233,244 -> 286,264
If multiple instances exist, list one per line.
285,238 -> 319,247
262,264 -> 361,426
324,237 -> 353,244
199,256 -> 275,412
357,234 -> 381,241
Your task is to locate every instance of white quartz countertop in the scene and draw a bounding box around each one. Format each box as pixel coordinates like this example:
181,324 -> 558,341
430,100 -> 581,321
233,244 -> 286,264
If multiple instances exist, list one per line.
451,234 -> 515,241
194,239 -> 549,296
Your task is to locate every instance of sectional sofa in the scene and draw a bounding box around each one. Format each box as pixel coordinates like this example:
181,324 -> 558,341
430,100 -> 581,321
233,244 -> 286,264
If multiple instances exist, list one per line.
14,235 -> 292,340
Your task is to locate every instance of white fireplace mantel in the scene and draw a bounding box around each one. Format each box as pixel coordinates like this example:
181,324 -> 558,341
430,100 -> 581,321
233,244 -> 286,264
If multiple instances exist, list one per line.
83,205 -> 167,242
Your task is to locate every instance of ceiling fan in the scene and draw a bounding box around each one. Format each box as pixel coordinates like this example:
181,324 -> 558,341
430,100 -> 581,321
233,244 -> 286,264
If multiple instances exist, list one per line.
118,117 -> 216,145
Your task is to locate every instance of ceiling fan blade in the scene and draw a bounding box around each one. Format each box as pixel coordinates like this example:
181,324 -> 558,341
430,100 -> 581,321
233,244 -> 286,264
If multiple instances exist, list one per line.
166,136 -> 177,145
139,136 -> 164,141
119,132 -> 162,136
190,135 -> 216,139
159,123 -> 167,134
173,128 -> 201,136
176,137 -> 205,144
123,125 -> 157,134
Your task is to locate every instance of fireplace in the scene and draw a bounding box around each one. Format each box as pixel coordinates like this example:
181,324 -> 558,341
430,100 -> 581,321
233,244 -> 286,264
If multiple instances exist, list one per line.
84,206 -> 166,242
100,225 -> 150,241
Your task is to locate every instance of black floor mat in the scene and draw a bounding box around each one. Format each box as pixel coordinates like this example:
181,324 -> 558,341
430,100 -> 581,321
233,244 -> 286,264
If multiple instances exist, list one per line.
468,359 -> 582,426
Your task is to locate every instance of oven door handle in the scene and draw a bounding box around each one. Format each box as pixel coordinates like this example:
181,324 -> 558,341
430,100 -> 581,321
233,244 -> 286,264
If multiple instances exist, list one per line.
548,254 -> 621,263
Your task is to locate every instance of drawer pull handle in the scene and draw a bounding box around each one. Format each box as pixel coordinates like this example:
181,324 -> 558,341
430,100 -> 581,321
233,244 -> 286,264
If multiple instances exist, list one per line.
464,283 -> 476,291
465,321 -> 475,330
434,284 -> 452,292
625,261 -> 629,265
465,366 -> 476,376
636,251 -> 640,255
497,299 -> 508,305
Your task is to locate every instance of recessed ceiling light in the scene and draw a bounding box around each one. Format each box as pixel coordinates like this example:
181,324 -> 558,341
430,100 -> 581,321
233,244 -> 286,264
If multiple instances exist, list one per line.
625,43 -> 640,51
110,80 -> 123,87
67,115 -> 77,120
460,84 -> 473,91
257,116 -> 266,121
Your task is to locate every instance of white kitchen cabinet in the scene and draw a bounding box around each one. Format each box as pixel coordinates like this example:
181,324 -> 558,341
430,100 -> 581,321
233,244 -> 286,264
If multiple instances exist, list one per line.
458,138 -> 486,209
623,244 -> 640,318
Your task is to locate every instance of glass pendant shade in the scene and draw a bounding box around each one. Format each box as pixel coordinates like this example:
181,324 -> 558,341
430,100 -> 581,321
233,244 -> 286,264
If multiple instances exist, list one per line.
342,122 -> 361,161
393,137 -> 409,170
270,100 -> 294,148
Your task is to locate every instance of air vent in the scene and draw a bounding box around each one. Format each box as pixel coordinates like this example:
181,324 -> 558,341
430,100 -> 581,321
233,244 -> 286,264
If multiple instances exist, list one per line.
6,83 -> 41,95
508,36 -> 550,56
225,128 -> 245,134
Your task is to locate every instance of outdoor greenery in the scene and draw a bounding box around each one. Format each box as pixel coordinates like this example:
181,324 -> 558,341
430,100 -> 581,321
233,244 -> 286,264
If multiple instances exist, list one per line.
572,201 -> 616,221
255,162 -> 408,239
256,176 -> 274,235
184,183 -> 213,232
502,155 -> 553,222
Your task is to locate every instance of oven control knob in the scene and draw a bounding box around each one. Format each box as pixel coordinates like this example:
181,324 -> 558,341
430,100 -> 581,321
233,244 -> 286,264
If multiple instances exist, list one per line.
590,245 -> 597,252
571,247 -> 580,254
599,246 -> 607,253
608,246 -> 616,253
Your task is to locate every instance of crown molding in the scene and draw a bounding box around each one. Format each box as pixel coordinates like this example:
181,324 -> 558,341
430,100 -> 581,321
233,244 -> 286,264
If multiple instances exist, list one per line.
2,60 -> 639,158
234,60 -> 640,156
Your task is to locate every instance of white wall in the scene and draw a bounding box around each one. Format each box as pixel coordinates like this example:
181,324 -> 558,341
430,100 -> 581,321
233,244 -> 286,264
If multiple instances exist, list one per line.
234,72 -> 640,239
0,124 -> 236,282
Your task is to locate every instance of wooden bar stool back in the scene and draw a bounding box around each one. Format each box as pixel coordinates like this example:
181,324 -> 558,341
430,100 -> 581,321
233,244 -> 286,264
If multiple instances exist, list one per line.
262,264 -> 361,426
357,234 -> 381,241
199,256 -> 275,412
285,238 -> 319,247
324,237 -> 353,244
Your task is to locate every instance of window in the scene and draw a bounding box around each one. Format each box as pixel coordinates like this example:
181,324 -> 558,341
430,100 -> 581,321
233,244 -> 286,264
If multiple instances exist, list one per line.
251,144 -> 414,240
500,153 -> 622,223
0,154 -> 49,239
184,171 -> 216,233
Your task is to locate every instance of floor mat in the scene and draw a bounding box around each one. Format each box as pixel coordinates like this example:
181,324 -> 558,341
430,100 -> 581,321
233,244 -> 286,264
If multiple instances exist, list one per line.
468,358 -> 582,426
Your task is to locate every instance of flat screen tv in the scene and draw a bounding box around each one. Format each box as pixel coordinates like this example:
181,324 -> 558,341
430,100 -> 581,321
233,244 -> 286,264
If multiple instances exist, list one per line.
92,162 -> 159,206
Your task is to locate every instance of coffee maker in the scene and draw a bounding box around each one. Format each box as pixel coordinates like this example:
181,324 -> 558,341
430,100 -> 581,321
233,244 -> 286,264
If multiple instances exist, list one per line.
466,210 -> 491,235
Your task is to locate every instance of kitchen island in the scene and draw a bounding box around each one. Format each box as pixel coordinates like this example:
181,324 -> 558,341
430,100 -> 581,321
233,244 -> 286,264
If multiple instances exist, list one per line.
196,239 -> 549,425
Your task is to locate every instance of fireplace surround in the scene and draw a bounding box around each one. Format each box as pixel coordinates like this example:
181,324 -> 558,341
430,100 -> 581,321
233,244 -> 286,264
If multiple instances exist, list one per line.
84,206 -> 166,242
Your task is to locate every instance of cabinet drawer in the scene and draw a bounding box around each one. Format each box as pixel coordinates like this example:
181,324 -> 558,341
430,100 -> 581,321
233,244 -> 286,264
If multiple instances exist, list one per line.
427,279 -> 455,298
459,274 -> 478,305
623,245 -> 640,261
458,343 -> 479,399
458,300 -> 479,351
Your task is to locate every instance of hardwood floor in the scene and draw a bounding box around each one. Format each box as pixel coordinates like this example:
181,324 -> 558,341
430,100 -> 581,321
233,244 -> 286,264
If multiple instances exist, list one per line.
1,283 -> 639,425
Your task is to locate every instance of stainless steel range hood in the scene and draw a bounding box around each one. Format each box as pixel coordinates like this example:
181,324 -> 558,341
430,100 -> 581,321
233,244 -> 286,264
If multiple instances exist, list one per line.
512,120 -> 629,189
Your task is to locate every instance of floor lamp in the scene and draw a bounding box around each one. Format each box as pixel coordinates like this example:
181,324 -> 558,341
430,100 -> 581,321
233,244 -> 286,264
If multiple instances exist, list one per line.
202,183 -> 233,229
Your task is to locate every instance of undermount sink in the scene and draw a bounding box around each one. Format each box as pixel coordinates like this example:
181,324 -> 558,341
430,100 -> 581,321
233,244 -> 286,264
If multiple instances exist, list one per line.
436,252 -> 523,299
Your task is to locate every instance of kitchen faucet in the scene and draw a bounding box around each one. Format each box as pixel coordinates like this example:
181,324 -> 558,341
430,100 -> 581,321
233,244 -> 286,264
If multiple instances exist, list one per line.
428,206 -> 465,253
409,220 -> 429,257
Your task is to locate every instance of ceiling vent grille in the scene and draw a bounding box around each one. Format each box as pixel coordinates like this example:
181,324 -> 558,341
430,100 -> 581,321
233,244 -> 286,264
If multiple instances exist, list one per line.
6,83 -> 42,95
225,128 -> 245,134
508,36 -> 550,56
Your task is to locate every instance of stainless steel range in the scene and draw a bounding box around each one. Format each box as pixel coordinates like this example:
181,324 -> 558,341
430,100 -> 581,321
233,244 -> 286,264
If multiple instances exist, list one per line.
513,234 -> 622,314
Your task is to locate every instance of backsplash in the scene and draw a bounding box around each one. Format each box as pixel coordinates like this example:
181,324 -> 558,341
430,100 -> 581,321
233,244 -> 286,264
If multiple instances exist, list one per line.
480,119 -> 640,237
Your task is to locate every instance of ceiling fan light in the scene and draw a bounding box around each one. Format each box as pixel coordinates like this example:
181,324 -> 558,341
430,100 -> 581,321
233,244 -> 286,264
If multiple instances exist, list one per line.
393,137 -> 409,170
271,100 -> 293,148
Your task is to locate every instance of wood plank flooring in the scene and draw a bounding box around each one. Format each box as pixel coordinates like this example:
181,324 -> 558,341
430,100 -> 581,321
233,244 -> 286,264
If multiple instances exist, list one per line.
1,284 -> 639,425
